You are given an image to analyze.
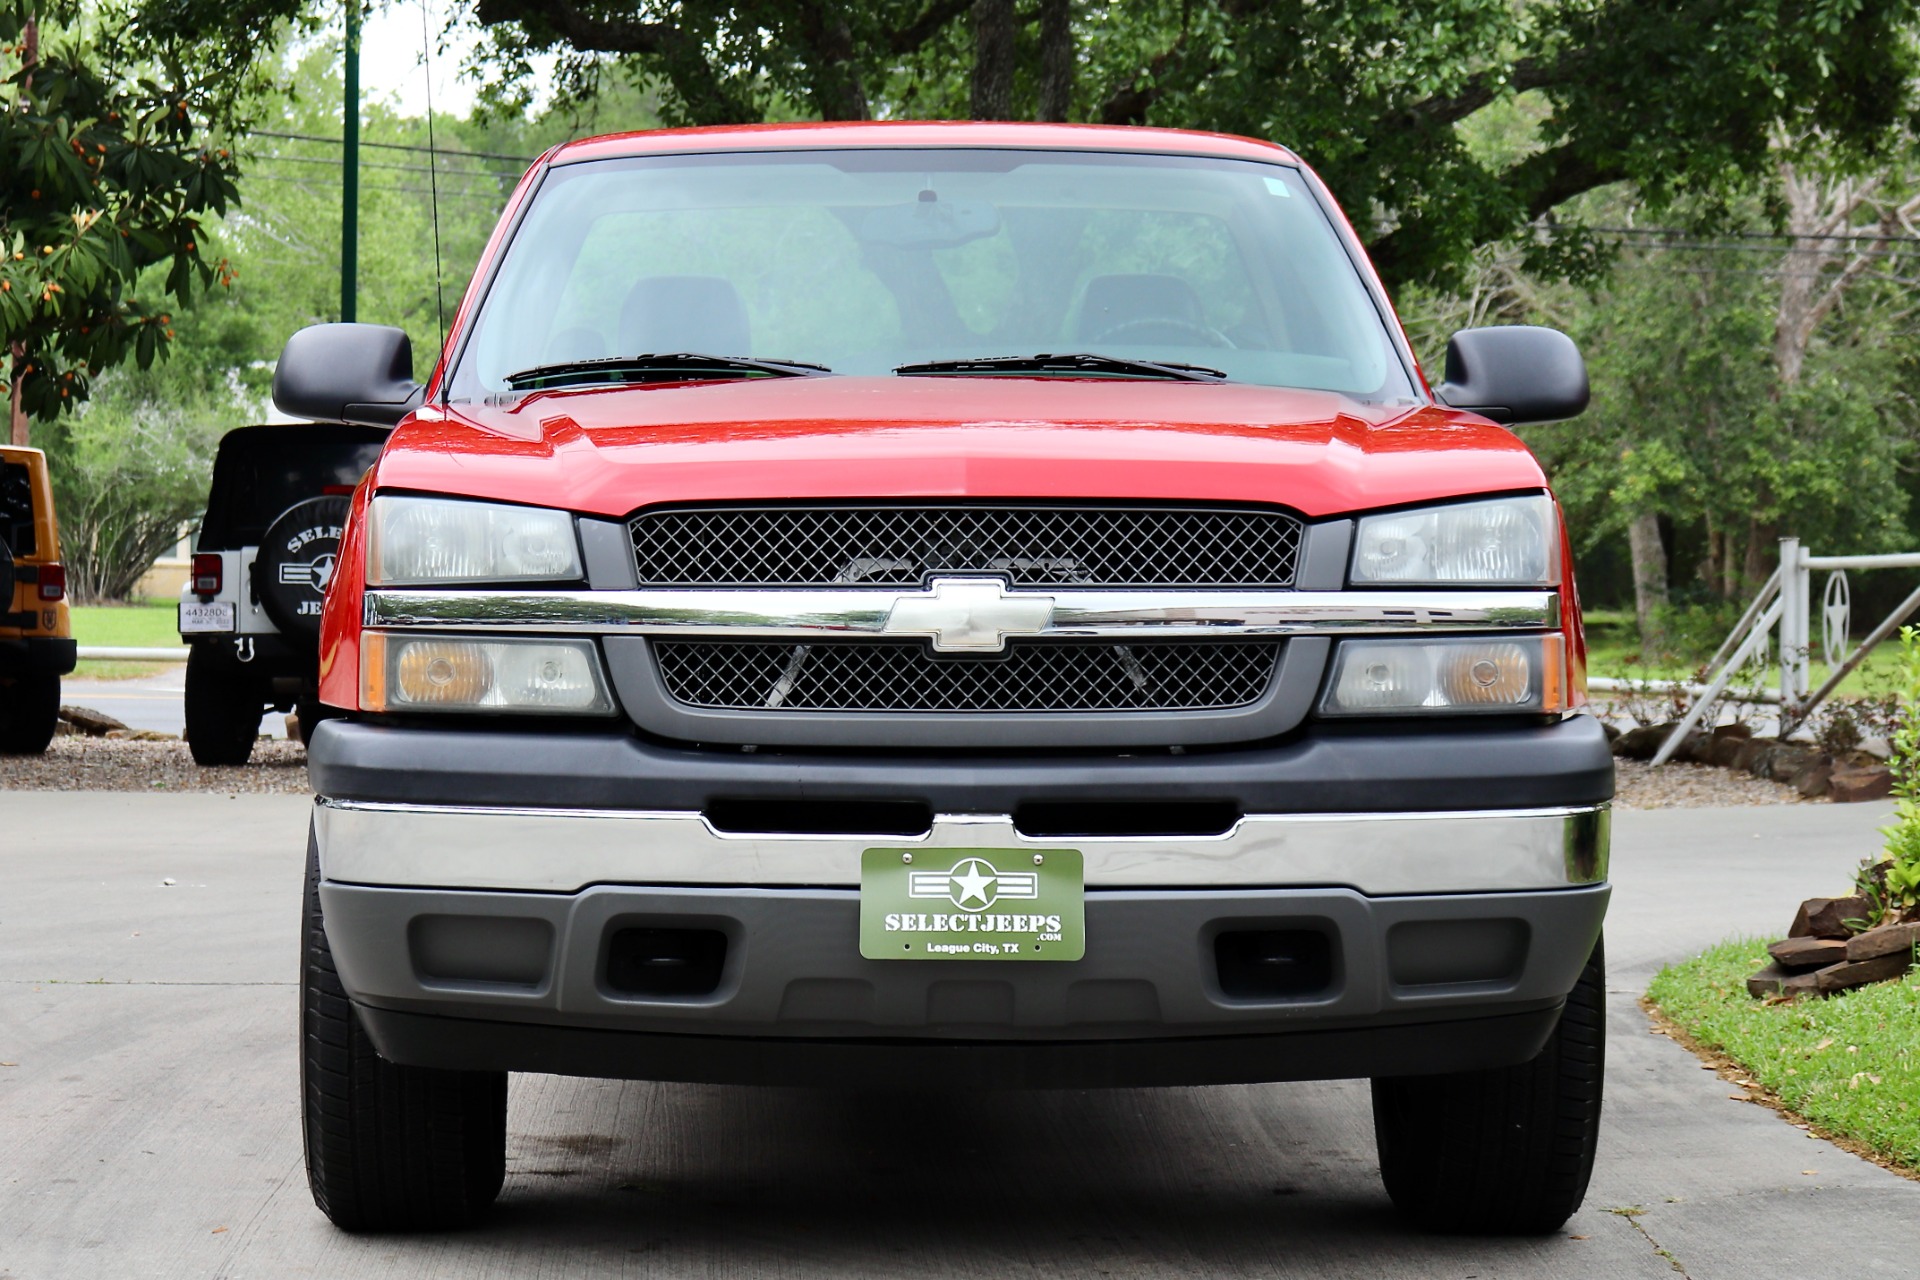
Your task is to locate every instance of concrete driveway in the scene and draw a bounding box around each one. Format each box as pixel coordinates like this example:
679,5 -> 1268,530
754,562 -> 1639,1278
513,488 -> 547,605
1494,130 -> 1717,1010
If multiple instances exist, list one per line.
2,793 -> 1916,1277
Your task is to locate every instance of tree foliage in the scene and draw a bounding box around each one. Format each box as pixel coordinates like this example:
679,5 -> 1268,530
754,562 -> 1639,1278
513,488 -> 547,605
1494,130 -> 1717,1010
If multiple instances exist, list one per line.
166,0 -> 1920,287
0,3 -> 245,430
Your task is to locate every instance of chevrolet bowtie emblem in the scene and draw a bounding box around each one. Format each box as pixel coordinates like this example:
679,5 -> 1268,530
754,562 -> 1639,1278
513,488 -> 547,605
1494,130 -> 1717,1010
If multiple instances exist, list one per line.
884,577 -> 1055,652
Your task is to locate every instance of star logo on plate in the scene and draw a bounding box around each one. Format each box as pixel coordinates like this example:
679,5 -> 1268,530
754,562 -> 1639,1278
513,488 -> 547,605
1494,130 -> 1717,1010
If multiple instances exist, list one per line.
907,855 -> 1040,911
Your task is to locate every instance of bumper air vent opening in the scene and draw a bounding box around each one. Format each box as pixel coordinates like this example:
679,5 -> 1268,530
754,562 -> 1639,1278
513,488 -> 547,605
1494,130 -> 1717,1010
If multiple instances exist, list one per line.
1214,928 -> 1335,1000
605,927 -> 729,998
703,798 -> 934,837
1015,801 -> 1240,838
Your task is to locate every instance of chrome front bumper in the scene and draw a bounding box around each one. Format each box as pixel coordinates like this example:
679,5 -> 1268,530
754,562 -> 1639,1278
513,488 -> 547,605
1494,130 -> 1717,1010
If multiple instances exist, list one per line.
313,798 -> 1609,896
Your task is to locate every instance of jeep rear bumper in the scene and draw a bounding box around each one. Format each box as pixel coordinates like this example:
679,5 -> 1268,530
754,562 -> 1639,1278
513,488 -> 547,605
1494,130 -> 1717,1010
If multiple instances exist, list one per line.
0,635 -> 76,676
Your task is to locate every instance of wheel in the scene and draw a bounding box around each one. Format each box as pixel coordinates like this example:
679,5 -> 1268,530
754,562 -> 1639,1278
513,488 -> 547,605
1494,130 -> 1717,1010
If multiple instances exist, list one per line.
0,670 -> 60,755
184,645 -> 264,765
301,832 -> 507,1231
1371,936 -> 1605,1235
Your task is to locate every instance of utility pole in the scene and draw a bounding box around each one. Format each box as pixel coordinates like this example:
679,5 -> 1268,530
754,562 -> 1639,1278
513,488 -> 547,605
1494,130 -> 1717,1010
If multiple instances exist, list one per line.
341,0 -> 361,323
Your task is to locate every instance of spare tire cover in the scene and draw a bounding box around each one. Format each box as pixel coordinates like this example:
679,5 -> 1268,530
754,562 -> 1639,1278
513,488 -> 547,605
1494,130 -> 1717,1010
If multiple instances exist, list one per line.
255,495 -> 351,642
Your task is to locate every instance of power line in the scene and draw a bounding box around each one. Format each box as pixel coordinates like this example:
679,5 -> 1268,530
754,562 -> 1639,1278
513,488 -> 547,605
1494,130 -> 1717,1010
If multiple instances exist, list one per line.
251,128 -> 535,166
246,150 -> 521,181
1578,223 -> 1920,247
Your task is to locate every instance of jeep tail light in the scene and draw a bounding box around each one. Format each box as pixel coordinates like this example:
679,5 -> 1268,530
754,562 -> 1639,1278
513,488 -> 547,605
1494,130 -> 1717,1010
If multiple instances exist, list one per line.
37,563 -> 65,602
192,553 -> 223,596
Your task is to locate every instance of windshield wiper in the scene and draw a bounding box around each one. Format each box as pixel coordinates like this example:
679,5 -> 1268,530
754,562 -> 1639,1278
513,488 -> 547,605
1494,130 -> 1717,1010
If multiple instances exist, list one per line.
893,352 -> 1228,382
504,352 -> 832,391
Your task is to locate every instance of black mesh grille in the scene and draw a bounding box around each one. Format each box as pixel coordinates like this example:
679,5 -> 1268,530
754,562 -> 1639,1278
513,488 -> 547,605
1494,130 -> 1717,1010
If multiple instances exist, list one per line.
653,640 -> 1282,713
629,505 -> 1302,588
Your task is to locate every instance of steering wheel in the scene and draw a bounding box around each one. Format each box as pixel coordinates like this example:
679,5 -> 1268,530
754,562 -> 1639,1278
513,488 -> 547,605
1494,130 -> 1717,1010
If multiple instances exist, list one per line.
1087,316 -> 1238,349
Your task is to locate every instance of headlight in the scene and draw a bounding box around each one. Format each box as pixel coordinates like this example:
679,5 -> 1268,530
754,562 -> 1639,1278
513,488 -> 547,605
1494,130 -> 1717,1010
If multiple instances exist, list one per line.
361,633 -> 615,714
1350,495 -> 1558,586
367,496 -> 581,586
1320,635 -> 1567,716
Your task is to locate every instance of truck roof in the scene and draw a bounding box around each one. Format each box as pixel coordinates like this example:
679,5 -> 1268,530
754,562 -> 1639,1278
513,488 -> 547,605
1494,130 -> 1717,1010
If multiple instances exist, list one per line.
551,120 -> 1301,167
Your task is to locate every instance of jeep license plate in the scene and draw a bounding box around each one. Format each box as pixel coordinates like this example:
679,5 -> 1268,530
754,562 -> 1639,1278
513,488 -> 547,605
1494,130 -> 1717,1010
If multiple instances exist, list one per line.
178,601 -> 236,633
859,848 -> 1085,961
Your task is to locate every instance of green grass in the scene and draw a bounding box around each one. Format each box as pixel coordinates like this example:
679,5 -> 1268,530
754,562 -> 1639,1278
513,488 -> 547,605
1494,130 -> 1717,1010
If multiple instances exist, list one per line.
1647,938 -> 1920,1172
70,659 -> 176,682
68,600 -> 179,649
1585,614 -> 1903,701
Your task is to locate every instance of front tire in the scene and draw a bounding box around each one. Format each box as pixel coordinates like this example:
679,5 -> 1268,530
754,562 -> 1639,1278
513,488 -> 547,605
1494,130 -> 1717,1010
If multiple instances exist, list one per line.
0,670 -> 60,755
184,645 -> 264,765
1371,937 -> 1605,1235
301,834 -> 507,1231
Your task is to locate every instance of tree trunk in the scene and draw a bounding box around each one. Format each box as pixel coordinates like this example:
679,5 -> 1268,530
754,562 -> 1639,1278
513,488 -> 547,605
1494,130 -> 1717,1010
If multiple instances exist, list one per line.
970,0 -> 1015,120
10,17 -> 35,447
9,342 -> 26,448
1743,517 -> 1770,595
800,5 -> 870,120
1038,0 -> 1072,122
1628,511 -> 1668,652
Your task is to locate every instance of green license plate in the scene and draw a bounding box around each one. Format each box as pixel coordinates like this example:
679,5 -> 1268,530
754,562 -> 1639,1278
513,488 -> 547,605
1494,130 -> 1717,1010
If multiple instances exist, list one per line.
860,847 -> 1085,961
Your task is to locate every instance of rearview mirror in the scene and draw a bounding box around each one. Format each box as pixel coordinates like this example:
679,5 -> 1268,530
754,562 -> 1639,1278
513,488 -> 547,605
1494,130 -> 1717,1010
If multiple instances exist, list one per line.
1436,326 -> 1589,425
272,323 -> 425,428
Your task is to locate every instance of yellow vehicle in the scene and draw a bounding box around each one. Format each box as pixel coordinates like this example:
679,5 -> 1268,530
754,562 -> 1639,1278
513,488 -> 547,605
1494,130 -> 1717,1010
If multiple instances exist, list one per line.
0,444 -> 74,754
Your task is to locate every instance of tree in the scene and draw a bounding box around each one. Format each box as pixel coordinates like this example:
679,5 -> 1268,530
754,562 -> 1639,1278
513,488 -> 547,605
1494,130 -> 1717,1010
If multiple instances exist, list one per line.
0,2 -> 244,444
149,2 -> 1920,286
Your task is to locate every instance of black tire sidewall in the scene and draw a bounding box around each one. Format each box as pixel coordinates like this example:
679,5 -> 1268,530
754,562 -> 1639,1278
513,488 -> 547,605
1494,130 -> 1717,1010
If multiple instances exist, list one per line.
256,496 -> 351,642
0,670 -> 59,754
185,644 -> 262,765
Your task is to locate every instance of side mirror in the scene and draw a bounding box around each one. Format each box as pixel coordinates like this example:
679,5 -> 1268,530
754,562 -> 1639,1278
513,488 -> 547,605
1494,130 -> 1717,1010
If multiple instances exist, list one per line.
272,323 -> 426,428
1436,326 -> 1589,425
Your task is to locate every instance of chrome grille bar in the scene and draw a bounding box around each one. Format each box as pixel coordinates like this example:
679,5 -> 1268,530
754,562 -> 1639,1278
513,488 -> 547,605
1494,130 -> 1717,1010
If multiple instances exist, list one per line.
364,587 -> 1560,638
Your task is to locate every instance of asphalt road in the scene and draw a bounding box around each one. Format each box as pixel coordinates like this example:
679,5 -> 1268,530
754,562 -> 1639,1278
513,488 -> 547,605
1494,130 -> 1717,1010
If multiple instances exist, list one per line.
60,668 -> 289,740
3,793 -> 1918,1278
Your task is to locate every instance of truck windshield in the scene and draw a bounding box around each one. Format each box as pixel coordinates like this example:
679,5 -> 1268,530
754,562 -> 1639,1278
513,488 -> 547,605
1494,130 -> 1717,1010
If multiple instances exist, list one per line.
449,148 -> 1417,402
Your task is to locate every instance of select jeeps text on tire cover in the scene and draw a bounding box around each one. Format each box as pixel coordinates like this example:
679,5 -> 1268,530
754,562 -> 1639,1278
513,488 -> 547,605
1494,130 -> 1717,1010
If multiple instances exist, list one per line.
276,123 -> 1613,1236
177,423 -> 388,764
0,444 -> 74,754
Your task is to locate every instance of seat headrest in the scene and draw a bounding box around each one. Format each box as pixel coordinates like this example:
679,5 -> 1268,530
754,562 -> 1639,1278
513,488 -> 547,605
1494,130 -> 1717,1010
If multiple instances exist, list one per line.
619,275 -> 751,356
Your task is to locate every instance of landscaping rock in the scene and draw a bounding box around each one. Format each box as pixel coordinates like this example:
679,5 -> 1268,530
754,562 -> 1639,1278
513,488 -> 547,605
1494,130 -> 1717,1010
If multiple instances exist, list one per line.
1765,744 -> 1823,784
1828,764 -> 1894,804
1601,721 -> 1622,744
1845,921 -> 1920,962
1767,935 -> 1851,970
1712,722 -> 1754,742
1613,723 -> 1676,760
1789,896 -> 1873,939
1709,735 -> 1751,768
104,728 -> 178,742
1859,736 -> 1893,761
1734,737 -> 1777,774
1747,961 -> 1825,999
1791,759 -> 1834,798
1815,951 -> 1915,994
59,705 -> 128,737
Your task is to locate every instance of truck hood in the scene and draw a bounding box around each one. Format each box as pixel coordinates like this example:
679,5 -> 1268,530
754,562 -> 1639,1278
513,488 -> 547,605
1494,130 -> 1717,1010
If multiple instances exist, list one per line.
373,376 -> 1546,519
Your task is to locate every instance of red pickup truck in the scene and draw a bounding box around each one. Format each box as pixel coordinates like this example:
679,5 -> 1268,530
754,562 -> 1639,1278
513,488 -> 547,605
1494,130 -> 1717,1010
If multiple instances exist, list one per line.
276,122 -> 1610,1236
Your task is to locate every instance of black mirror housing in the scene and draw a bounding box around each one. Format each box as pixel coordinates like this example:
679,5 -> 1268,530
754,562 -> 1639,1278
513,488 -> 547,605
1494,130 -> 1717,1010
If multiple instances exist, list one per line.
272,323 -> 426,428
1436,326 -> 1589,425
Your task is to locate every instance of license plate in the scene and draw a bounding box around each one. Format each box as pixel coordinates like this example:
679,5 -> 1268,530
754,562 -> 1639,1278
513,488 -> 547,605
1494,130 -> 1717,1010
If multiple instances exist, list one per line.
178,601 -> 235,634
860,847 -> 1084,961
